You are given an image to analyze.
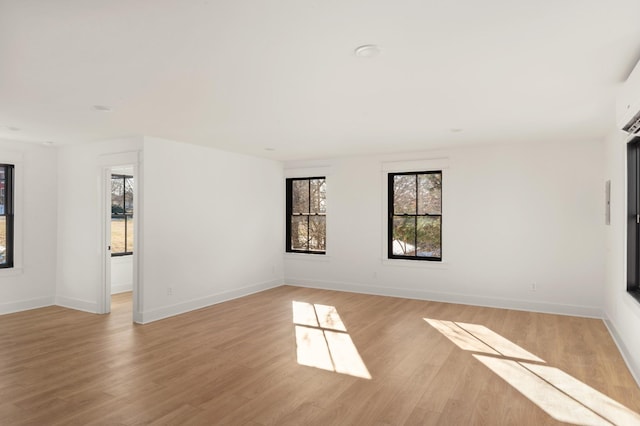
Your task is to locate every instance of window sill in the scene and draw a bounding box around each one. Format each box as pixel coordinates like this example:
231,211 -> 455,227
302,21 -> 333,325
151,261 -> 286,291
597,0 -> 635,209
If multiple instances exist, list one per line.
0,267 -> 24,278
285,252 -> 331,262
382,258 -> 449,269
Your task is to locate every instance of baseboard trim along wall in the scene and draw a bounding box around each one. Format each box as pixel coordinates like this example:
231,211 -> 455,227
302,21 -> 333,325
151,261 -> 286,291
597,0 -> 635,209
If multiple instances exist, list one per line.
111,284 -> 133,295
0,296 -> 55,315
285,278 -> 604,319
55,295 -> 99,314
140,278 -> 284,324
603,318 -> 640,388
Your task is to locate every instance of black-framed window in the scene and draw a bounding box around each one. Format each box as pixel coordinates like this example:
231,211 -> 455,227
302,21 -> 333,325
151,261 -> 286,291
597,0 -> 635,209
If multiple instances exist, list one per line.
388,171 -> 442,261
286,177 -> 326,254
0,164 -> 14,268
627,138 -> 640,302
111,174 -> 134,256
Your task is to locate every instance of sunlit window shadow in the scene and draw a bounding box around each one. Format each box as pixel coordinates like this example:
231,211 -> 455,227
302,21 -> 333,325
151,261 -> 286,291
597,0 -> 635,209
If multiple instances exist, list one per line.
293,301 -> 371,379
424,319 -> 501,356
425,318 -> 640,425
455,321 -> 544,363
523,362 -> 640,426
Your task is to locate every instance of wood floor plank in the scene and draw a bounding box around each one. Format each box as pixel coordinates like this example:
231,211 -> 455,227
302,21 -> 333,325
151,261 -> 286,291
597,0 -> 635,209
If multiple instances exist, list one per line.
1,286 -> 639,425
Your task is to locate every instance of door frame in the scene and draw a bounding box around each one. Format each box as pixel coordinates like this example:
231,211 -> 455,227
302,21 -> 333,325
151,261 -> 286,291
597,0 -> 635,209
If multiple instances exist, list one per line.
98,151 -> 143,323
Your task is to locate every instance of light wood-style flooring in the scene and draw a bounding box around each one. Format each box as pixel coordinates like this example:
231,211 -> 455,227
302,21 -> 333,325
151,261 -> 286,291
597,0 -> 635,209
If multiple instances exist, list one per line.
1,286 -> 639,425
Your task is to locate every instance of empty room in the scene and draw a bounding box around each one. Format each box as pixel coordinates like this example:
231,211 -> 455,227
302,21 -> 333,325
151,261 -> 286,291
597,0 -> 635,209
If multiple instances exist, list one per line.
2,1 -> 640,424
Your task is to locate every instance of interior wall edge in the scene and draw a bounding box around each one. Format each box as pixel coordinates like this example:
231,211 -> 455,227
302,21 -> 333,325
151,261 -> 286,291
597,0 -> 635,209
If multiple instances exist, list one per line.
284,278 -> 603,319
54,295 -> 99,314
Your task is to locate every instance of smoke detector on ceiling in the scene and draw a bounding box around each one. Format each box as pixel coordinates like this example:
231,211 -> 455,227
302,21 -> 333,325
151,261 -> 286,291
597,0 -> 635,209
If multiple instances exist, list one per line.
354,45 -> 381,58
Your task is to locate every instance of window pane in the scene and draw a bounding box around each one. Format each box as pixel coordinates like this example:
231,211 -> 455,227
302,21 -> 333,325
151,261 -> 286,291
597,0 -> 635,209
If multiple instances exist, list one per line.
126,216 -> 134,253
309,216 -> 326,251
0,216 -> 5,265
111,218 -> 126,253
417,173 -> 442,215
0,168 -> 5,214
111,178 -> 124,215
394,175 -> 416,215
0,165 -> 13,268
124,177 -> 134,214
292,180 -> 309,214
392,216 -> 416,256
291,216 -> 309,250
417,216 -> 441,258
310,179 -> 326,214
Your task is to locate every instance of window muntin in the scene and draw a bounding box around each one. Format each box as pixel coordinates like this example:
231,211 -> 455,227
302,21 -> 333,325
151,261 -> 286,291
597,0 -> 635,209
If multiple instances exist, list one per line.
388,171 -> 442,261
286,177 -> 326,254
111,174 -> 134,256
0,164 -> 14,268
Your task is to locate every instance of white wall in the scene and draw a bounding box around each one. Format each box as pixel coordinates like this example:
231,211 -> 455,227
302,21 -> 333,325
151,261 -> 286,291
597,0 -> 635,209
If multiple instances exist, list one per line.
56,137 -> 143,312
2,132 -> 610,330
140,137 -> 283,322
111,256 -> 133,294
0,139 -> 58,314
285,139 -> 605,317
603,129 -> 640,383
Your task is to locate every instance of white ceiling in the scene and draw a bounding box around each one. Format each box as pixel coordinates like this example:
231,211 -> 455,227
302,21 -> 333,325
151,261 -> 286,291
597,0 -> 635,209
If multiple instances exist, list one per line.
1,0 -> 639,161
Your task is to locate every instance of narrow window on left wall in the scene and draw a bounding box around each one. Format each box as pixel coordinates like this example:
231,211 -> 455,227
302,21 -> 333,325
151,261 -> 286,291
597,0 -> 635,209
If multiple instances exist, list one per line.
286,177 -> 326,254
0,164 -> 14,268
111,174 -> 134,256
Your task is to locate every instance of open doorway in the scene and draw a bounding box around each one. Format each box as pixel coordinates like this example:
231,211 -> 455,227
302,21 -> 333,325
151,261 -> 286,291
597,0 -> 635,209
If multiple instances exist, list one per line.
99,150 -> 141,323
109,166 -> 134,316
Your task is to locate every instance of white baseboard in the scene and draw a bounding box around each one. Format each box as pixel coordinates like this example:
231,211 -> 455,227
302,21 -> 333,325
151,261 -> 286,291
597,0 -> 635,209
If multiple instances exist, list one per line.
140,278 -> 284,324
0,296 -> 54,315
603,317 -> 640,388
55,295 -> 99,314
111,284 -> 133,295
285,277 -> 603,318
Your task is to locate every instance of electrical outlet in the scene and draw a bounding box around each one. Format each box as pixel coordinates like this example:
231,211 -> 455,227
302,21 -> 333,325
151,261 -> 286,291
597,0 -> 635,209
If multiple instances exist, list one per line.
531,282 -> 537,292
167,287 -> 173,296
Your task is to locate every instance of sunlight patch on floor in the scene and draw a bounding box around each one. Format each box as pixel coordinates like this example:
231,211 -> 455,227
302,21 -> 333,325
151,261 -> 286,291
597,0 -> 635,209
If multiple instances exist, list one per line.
524,362 -> 640,426
293,301 -> 371,379
295,325 -> 334,372
455,321 -> 544,363
474,355 -> 611,425
424,318 -> 500,356
425,318 -> 640,425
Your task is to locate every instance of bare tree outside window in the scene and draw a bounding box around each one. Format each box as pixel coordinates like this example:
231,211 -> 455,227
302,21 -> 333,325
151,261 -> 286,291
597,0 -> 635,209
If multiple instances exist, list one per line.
111,174 -> 134,256
389,171 -> 442,261
287,177 -> 326,254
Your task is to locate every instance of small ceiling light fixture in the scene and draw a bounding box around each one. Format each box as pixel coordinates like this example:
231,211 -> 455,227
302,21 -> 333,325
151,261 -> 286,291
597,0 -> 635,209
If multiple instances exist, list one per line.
42,141 -> 54,146
354,44 -> 381,58
264,147 -> 276,152
450,128 -> 463,133
6,126 -> 20,131
92,105 -> 113,112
